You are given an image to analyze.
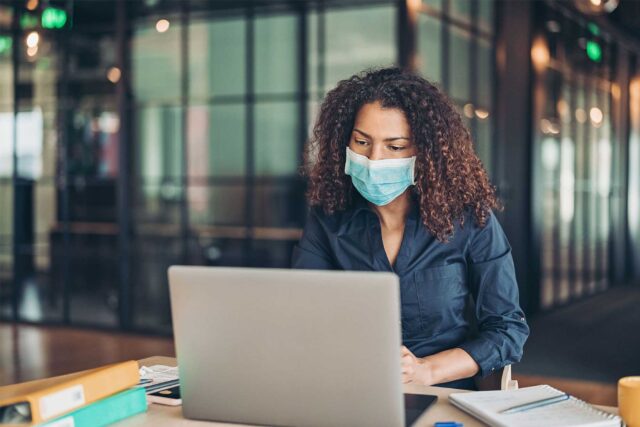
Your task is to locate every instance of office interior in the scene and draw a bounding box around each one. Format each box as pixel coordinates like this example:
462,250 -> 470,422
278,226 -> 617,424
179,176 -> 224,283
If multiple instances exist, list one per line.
1,0 -> 639,408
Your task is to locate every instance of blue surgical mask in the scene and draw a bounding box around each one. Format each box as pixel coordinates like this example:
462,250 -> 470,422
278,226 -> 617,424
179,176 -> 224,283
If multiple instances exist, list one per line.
344,147 -> 416,206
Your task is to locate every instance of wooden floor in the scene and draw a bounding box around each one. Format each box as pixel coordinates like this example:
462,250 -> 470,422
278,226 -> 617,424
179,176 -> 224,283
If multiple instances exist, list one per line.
0,322 -> 617,406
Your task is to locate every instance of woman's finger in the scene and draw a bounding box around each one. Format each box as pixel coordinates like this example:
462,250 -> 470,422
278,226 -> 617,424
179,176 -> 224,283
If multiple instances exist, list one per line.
400,357 -> 416,365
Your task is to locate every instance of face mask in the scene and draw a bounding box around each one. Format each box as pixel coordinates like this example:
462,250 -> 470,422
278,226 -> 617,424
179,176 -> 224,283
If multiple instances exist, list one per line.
344,147 -> 416,206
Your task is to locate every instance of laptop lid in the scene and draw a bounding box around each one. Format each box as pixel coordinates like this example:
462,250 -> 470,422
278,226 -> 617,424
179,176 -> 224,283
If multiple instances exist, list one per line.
168,266 -> 405,427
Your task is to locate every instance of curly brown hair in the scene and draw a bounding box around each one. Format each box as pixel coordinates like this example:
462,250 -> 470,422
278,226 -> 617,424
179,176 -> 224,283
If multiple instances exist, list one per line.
304,66 -> 502,242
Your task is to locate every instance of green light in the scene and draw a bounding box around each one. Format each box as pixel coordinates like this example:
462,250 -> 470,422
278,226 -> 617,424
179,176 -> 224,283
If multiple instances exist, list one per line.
20,13 -> 38,29
587,22 -> 600,36
586,40 -> 602,62
41,7 -> 67,29
0,36 -> 11,55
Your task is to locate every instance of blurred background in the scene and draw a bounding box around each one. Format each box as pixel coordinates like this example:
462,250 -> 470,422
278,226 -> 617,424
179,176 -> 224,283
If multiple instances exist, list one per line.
1,0 -> 639,405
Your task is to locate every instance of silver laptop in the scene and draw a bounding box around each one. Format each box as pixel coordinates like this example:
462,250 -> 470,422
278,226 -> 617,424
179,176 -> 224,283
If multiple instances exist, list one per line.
168,266 -> 433,427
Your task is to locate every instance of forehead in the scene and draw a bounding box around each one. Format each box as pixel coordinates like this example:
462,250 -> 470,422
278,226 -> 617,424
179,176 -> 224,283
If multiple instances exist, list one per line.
353,102 -> 410,135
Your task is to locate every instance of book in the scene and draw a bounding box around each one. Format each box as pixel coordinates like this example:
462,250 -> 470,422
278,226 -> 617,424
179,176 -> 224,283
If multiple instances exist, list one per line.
449,384 -> 621,427
0,360 -> 139,426
40,387 -> 147,427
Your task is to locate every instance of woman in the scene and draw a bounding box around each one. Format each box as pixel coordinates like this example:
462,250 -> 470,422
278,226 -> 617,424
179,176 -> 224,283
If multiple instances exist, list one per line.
291,67 -> 529,390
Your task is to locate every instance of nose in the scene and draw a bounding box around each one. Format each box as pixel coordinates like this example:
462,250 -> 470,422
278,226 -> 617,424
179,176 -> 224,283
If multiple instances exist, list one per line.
369,144 -> 385,161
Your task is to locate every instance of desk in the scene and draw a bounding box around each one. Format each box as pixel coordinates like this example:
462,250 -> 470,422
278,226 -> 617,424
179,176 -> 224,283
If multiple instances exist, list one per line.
114,356 -> 618,427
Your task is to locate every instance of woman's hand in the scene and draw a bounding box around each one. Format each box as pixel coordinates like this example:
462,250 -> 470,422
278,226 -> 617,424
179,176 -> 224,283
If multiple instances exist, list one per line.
400,345 -> 434,385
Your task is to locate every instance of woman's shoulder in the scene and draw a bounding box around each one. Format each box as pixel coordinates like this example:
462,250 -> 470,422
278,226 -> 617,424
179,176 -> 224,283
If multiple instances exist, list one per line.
446,207 -> 502,245
306,204 -> 359,231
457,207 -> 500,232
456,207 -> 511,262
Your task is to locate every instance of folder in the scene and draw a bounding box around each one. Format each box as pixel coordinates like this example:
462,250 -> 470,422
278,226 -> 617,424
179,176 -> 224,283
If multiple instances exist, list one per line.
39,387 -> 147,427
0,360 -> 139,426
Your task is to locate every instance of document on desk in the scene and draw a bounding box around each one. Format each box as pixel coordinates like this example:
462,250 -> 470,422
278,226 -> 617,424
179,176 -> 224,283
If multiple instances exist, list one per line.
138,365 -> 180,393
449,385 -> 621,427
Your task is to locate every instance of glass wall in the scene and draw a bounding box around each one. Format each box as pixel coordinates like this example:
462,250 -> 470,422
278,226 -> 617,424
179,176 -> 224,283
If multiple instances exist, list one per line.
417,0 -> 496,176
63,12 -> 120,327
321,4 -> 396,94
14,15 -> 62,324
0,2 -> 13,319
0,1 -> 122,327
629,57 -> 640,277
1,2 -> 69,324
7,0 -> 635,331
127,1 -> 397,331
0,0 -> 511,332
131,6 -> 184,332
532,3 -> 620,309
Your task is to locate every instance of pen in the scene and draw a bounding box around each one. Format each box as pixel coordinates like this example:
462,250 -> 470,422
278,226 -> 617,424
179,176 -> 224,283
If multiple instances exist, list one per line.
434,422 -> 463,427
500,393 -> 570,414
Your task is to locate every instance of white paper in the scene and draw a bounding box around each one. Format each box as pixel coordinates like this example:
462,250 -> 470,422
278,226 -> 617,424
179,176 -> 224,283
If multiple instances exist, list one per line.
139,365 -> 179,388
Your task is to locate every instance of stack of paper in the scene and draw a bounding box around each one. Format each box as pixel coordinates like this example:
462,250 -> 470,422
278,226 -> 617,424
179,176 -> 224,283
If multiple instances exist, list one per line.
138,364 -> 179,393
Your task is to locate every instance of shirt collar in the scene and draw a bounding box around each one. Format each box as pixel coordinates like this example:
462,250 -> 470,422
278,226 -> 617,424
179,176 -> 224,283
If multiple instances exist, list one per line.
344,191 -> 420,224
342,192 -> 371,224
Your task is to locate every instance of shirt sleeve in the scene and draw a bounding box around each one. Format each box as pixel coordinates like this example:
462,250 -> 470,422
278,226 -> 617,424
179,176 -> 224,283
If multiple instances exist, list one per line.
291,209 -> 336,270
457,211 -> 530,378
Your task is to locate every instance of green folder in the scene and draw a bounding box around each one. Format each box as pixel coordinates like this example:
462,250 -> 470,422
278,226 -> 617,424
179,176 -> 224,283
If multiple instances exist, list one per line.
39,387 -> 147,427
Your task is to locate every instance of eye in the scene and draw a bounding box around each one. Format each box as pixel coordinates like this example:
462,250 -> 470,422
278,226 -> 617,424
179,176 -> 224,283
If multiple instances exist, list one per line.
355,139 -> 368,146
389,145 -> 405,151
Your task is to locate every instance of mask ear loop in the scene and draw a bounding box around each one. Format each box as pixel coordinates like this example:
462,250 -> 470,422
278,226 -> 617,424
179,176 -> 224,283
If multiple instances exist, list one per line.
409,156 -> 417,185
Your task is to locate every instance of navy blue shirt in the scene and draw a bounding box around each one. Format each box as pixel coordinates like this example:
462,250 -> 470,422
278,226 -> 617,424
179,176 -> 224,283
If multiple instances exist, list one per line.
291,194 -> 529,390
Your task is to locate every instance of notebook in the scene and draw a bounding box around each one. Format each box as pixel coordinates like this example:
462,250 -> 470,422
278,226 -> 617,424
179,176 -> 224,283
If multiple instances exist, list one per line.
449,385 -> 621,427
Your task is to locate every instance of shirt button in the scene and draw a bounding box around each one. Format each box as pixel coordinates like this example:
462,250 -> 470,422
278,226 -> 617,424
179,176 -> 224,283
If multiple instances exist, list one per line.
491,367 -> 495,371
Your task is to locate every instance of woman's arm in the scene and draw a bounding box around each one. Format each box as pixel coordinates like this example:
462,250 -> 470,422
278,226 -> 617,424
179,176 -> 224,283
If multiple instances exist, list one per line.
456,211 -> 530,379
402,346 -> 479,385
403,211 -> 529,385
459,213 -> 529,377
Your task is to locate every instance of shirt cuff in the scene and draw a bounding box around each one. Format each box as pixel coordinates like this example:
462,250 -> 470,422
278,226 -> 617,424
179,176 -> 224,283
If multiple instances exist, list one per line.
457,338 -> 502,378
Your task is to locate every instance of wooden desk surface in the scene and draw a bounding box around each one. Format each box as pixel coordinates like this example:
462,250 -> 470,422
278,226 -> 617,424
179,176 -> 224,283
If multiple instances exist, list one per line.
114,356 -> 617,427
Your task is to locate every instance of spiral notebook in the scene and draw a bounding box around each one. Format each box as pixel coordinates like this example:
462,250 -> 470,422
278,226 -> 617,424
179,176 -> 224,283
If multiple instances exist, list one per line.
449,385 -> 621,427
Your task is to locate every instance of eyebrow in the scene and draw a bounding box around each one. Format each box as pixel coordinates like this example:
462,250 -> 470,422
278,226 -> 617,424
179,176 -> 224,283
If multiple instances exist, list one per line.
353,128 -> 410,142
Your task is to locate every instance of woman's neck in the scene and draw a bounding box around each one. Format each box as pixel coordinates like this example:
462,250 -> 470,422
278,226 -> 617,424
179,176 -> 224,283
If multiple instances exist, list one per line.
369,190 -> 413,230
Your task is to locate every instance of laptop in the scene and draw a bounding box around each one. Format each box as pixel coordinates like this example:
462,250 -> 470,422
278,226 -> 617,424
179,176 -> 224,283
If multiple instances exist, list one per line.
168,266 -> 437,427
